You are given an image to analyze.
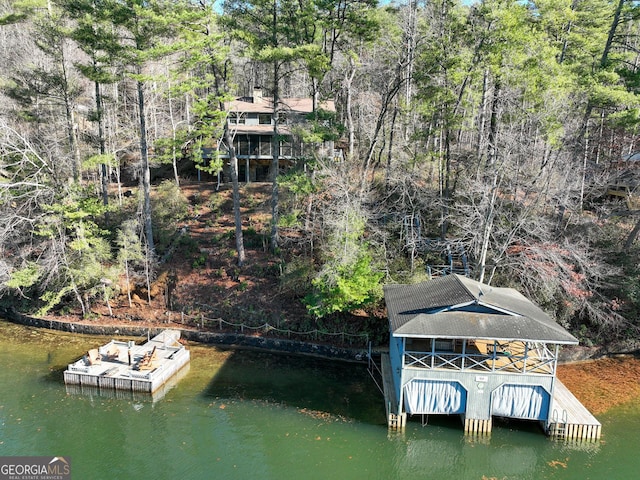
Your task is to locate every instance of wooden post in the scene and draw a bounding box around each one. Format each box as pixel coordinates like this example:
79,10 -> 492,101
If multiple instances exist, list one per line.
464,417 -> 492,435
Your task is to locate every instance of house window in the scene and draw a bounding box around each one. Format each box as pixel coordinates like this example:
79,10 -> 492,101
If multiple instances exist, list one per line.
259,113 -> 272,125
280,137 -> 293,157
237,137 -> 250,156
259,136 -> 271,156
228,112 -> 245,125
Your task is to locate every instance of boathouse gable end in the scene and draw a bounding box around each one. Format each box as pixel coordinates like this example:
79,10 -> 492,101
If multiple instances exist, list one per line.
393,312 -> 578,344
379,275 -> 601,439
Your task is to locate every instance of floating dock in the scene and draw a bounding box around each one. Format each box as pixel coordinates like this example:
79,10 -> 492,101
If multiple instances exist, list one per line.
64,330 -> 190,395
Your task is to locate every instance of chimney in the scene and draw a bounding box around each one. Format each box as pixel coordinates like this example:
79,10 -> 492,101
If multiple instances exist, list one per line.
252,86 -> 263,103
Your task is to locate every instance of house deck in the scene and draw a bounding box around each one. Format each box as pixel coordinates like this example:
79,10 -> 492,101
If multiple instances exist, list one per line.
63,330 -> 190,395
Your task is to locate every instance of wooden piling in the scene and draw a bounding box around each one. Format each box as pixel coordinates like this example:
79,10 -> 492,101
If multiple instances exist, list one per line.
464,417 -> 492,435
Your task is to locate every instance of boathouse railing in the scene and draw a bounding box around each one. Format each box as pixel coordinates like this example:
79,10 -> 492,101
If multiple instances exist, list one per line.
404,345 -> 556,375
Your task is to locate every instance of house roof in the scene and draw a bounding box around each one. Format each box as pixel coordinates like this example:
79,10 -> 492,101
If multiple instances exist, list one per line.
384,275 -> 578,344
226,96 -> 335,114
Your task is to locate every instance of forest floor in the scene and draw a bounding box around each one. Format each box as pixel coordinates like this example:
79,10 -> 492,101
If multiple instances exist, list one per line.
46,180 -> 378,343
49,181 -> 305,325
557,356 -> 640,415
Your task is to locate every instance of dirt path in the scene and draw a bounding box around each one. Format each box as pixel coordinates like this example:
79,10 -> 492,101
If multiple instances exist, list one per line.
557,356 -> 640,415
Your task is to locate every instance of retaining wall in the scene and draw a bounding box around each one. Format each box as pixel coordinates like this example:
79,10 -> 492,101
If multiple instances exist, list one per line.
0,307 -> 367,363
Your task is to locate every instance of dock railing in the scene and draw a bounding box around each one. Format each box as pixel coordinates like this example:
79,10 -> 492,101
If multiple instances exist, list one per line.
367,344 -> 384,395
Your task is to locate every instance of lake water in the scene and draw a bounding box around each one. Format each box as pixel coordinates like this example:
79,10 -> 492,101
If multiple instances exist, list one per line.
0,319 -> 638,479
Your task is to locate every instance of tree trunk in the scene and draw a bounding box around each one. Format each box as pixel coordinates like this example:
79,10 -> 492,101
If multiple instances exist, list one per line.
168,89 -> 180,187
96,79 -> 109,210
558,0 -> 580,64
311,76 -> 319,113
624,216 -> 640,251
344,58 -> 356,159
270,63 -> 280,252
478,173 -> 499,284
58,35 -> 81,185
601,0 -> 626,68
486,76 -> 501,169
137,78 -> 155,254
64,100 -> 81,184
441,125 -> 452,239
361,74 -> 404,195
225,123 -> 246,266
385,100 -> 399,190
476,68 -> 489,168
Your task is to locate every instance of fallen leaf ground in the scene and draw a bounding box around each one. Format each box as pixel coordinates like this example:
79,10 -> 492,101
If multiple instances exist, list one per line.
557,356 -> 640,414
47,181 -> 379,344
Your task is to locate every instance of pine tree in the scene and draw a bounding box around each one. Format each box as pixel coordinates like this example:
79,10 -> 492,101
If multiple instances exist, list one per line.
108,0 -> 188,255
56,0 -> 123,208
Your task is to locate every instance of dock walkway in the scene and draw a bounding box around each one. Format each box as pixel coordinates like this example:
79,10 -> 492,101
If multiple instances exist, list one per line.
381,354 -> 406,428
64,330 -> 190,395
548,378 -> 601,441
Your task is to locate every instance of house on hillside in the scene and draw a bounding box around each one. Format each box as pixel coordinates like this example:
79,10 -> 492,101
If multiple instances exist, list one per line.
211,87 -> 343,182
378,274 -> 601,440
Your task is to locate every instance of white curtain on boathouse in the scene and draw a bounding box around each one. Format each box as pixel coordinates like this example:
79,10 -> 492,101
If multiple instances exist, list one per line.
403,380 -> 467,415
491,384 -> 550,420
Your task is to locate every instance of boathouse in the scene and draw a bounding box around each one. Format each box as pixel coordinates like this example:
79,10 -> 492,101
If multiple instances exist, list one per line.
380,274 -> 601,440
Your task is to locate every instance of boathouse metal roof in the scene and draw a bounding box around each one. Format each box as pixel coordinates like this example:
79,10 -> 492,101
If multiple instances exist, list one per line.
384,275 -> 578,344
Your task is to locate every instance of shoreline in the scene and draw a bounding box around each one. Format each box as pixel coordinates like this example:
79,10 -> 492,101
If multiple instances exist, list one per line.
3,306 -> 639,416
0,307 -> 368,363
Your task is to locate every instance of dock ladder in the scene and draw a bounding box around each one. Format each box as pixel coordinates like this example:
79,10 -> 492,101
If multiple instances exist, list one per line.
551,408 -> 568,439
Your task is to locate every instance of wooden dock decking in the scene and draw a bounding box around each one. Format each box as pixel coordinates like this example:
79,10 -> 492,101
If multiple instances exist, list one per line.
64,330 -> 190,395
548,378 -> 601,442
381,354 -> 406,428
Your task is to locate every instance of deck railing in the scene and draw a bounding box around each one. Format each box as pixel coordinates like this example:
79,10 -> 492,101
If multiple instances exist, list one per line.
404,348 -> 555,375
